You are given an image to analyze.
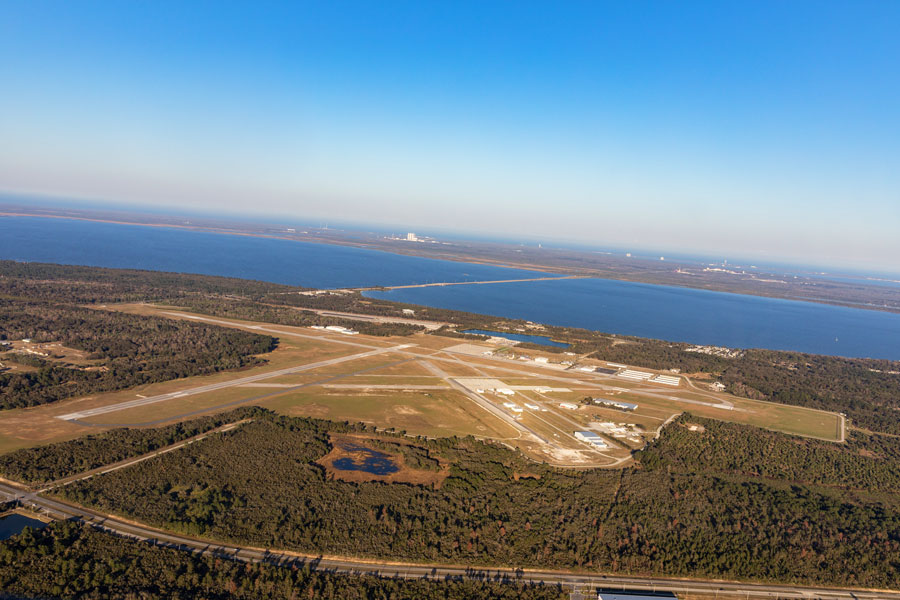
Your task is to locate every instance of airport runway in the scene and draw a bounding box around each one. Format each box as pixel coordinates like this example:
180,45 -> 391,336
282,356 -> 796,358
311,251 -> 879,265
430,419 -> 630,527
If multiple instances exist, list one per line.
57,344 -> 413,421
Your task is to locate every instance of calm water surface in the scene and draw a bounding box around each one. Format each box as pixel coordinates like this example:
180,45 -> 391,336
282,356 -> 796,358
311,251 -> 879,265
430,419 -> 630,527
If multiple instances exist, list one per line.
0,217 -> 541,289
462,329 -> 570,348
2,216 -> 899,359
369,278 -> 900,360
0,514 -> 47,540
332,444 -> 399,475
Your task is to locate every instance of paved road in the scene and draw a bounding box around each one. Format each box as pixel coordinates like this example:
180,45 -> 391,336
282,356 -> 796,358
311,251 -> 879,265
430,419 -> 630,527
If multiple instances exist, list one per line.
1,481 -> 896,600
57,344 -> 412,421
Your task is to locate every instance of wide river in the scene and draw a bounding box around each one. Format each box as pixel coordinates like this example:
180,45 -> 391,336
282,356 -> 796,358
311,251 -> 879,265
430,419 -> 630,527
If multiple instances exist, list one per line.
3,216 -> 900,360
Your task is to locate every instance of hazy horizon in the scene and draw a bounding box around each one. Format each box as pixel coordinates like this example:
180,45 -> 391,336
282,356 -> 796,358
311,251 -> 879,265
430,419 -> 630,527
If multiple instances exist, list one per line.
2,2 -> 898,273
4,191 -> 899,279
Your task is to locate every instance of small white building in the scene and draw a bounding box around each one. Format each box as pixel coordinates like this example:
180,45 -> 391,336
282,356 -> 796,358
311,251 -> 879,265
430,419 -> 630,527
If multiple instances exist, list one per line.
559,402 -> 579,410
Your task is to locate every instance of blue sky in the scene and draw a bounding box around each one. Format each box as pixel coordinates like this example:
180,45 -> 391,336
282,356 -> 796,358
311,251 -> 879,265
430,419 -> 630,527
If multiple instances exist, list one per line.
1,1 -> 898,272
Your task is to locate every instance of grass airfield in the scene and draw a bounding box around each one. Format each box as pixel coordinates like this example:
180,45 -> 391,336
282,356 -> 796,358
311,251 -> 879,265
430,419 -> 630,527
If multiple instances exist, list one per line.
0,304 -> 844,466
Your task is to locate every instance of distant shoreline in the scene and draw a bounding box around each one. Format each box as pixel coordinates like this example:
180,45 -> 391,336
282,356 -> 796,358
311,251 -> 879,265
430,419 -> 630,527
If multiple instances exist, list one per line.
3,208 -> 899,315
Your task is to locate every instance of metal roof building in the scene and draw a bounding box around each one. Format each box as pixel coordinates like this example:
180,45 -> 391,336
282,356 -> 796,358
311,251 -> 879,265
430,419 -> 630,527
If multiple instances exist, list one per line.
574,431 -> 608,448
593,398 -> 639,411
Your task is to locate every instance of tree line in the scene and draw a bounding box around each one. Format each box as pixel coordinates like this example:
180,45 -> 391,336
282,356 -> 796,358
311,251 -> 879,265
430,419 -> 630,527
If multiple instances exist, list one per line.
0,259 -> 299,304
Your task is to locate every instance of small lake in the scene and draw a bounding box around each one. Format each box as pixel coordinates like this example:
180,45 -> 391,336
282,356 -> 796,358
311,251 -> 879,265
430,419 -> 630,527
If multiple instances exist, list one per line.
0,513 -> 48,540
332,443 -> 399,475
462,329 -> 570,348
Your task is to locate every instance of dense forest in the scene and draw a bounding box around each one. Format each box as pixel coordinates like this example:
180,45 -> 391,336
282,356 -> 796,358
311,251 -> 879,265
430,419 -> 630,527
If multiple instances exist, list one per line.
638,414 -> 900,493
58,410 -> 900,588
0,299 -> 276,410
0,521 -> 563,600
0,407 -> 261,484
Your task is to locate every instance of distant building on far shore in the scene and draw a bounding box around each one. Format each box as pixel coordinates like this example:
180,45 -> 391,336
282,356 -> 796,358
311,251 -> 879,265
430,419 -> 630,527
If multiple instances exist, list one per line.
406,232 -> 418,241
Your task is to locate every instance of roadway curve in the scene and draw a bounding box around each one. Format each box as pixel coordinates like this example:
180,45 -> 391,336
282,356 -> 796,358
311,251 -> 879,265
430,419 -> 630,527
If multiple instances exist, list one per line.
1,482 -> 897,600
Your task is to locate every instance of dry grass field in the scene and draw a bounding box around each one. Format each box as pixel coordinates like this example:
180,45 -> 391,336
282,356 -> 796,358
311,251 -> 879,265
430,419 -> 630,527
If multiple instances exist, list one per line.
0,303 -> 844,465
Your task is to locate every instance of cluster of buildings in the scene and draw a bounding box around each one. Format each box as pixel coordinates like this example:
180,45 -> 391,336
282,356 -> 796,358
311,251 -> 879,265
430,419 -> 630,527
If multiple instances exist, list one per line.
650,373 -> 681,386
501,402 -> 524,414
385,232 -> 443,244
593,421 -> 643,444
685,344 -> 744,359
475,384 -> 516,396
574,430 -> 609,449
